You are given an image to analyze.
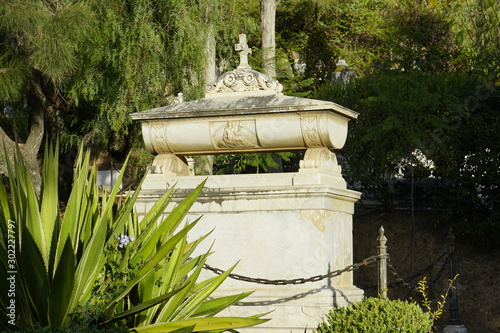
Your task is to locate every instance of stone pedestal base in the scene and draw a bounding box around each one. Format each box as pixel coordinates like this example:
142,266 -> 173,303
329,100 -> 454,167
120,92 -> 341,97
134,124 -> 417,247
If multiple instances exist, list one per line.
135,171 -> 363,332
443,324 -> 468,333
213,285 -> 364,332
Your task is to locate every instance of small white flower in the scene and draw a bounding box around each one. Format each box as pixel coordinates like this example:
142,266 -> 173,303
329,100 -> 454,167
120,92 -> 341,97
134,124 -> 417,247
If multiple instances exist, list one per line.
116,234 -> 134,248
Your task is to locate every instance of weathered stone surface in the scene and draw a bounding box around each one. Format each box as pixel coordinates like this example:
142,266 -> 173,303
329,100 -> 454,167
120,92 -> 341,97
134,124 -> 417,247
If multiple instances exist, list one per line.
132,34 -> 363,332
130,94 -> 357,120
135,172 -> 363,332
137,111 -> 351,157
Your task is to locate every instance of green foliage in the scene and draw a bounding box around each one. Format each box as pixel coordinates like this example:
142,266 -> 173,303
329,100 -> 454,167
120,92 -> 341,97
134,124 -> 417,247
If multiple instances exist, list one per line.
281,74 -> 315,98
275,0 -> 386,83
0,0 -> 95,147
314,297 -> 433,333
68,0 -> 176,150
317,70 -> 499,245
0,142 -> 267,332
213,152 -> 295,174
378,0 -> 459,73
0,1 -> 95,91
451,0 -> 500,80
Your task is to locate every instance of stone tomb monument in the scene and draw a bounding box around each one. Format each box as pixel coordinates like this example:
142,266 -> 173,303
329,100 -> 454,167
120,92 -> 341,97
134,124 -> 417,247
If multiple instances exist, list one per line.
131,34 -> 363,332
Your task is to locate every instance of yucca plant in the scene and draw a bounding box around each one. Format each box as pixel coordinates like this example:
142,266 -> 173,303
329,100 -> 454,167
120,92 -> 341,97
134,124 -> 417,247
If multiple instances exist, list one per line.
0,142 -> 267,332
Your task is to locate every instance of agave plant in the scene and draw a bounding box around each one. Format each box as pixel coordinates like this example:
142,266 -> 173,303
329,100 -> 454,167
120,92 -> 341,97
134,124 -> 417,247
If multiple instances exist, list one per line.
0,143 -> 267,332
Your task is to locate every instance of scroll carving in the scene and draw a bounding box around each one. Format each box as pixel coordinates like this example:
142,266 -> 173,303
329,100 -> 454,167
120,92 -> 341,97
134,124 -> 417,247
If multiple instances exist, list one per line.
149,123 -> 171,154
150,154 -> 192,176
299,147 -> 342,175
205,68 -> 283,96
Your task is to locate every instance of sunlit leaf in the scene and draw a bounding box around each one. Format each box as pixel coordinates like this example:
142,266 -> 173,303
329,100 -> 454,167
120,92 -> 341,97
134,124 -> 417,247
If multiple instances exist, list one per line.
133,316 -> 269,332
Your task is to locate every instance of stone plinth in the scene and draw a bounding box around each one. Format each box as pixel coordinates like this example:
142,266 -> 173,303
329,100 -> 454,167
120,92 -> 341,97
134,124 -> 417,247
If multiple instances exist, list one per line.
135,168 -> 363,332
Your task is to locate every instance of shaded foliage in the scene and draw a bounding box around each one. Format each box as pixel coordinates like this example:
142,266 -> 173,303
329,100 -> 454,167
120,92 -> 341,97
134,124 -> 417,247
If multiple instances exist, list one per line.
275,0 -> 386,85
316,71 -> 499,246
378,0 -> 460,73
213,152 -> 295,174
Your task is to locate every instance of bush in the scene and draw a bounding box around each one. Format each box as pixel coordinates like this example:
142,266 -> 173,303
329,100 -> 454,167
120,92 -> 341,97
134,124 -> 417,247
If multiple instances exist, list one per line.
315,297 -> 433,333
0,143 -> 267,332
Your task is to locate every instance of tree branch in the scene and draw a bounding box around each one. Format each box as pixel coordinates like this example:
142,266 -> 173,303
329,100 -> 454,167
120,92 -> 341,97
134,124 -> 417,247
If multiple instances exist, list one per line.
0,125 -> 19,179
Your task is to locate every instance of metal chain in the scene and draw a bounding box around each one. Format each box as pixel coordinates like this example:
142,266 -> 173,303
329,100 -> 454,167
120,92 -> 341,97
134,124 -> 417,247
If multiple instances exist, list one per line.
388,257 -> 419,292
427,252 -> 452,287
387,252 -> 451,291
203,254 -> 384,285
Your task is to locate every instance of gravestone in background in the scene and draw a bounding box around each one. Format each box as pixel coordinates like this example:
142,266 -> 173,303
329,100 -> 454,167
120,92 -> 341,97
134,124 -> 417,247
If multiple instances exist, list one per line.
131,34 -> 363,332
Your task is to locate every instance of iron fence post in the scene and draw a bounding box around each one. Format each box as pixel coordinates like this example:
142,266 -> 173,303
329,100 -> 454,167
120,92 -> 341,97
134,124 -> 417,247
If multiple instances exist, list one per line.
377,226 -> 388,297
443,227 -> 467,333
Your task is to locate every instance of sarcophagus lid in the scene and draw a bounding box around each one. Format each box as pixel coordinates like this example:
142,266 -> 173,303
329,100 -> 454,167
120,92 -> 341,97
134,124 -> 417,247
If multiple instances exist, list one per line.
131,34 -> 357,156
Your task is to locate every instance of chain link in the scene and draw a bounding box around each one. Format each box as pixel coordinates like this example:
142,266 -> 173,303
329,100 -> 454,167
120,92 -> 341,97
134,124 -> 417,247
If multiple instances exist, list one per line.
388,258 -> 419,292
427,252 -> 451,287
387,252 -> 451,291
203,254 -> 383,285
203,251 -> 451,289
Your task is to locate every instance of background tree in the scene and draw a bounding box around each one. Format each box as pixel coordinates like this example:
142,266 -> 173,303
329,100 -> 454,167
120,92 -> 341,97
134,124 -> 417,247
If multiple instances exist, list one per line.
0,1 -> 94,191
1,0 -> 250,187
378,0 -> 459,73
313,0 -> 499,245
261,0 -> 279,77
275,0 -> 386,85
67,0 -> 214,154
453,0 -> 500,81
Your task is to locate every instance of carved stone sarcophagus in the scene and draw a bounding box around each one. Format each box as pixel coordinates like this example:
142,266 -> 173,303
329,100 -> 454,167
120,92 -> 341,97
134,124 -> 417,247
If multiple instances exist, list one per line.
131,60 -> 357,177
131,34 -> 363,333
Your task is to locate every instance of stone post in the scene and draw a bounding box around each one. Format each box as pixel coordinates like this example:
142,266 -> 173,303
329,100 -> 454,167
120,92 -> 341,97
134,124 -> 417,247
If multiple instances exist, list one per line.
377,226 -> 388,298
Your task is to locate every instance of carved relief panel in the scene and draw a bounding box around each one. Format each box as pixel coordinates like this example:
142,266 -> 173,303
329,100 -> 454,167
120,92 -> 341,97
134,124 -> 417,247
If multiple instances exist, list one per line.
210,120 -> 260,150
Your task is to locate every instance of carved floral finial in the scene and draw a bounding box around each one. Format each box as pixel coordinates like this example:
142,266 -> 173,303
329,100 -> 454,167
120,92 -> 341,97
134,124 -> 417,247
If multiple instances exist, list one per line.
205,34 -> 283,97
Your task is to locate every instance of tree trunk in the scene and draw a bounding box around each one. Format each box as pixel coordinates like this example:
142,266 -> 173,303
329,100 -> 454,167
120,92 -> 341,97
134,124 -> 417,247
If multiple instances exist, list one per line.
195,25 -> 216,175
261,1 -> 281,172
0,78 -> 45,194
205,25 -> 217,85
261,0 -> 278,78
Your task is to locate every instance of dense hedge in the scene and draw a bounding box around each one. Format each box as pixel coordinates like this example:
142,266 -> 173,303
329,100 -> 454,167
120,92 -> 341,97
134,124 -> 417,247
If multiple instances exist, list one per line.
315,297 -> 433,333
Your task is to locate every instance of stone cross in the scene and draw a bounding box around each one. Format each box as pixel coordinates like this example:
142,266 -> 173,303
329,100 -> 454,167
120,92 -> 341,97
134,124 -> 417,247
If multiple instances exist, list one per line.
235,34 -> 252,70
